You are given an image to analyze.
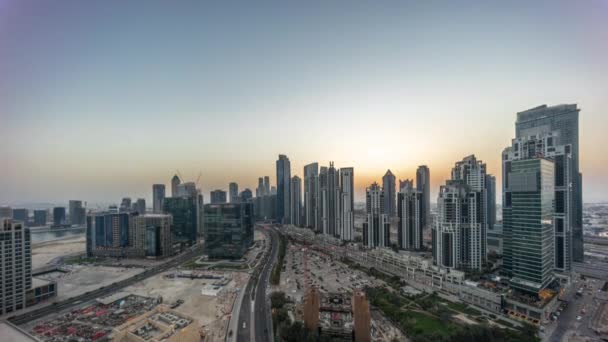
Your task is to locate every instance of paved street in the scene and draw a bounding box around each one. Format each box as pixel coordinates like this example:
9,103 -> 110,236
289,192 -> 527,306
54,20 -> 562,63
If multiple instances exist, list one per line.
235,225 -> 278,342
547,276 -> 604,341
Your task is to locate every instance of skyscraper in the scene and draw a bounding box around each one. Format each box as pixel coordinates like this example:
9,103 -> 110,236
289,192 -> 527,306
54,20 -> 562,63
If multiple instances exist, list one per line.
290,176 -> 302,226
12,208 -> 29,225
276,154 -> 291,224
486,175 -> 496,230
339,167 -> 354,241
503,158 -> 555,294
515,104 -> 582,262
326,162 -> 340,237
171,174 -> 181,197
210,190 -> 227,204
33,209 -> 47,226
120,197 -> 132,212
264,176 -> 270,196
363,182 -> 390,248
135,198 -> 146,214
257,177 -> 264,197
163,197 -> 198,245
152,184 -> 166,213
0,206 -> 12,219
397,182 -> 423,250
432,155 -> 491,271
239,189 -> 253,202
69,200 -> 85,225
132,214 -> 172,258
229,182 -> 239,203
382,170 -> 396,217
304,162 -> 319,231
0,219 -> 32,315
53,207 -> 66,226
416,165 -> 431,231
503,131 -> 574,276
203,202 -> 254,259
319,166 -> 328,233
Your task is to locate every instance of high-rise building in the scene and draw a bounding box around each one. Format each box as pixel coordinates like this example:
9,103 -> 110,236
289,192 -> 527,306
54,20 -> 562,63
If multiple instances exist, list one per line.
257,177 -> 264,197
69,200 -> 85,225
339,167 -> 354,241
319,163 -> 340,237
33,209 -> 47,226
503,158 -> 555,294
0,206 -> 12,219
171,174 -> 181,197
86,212 -> 139,257
432,155 -> 492,272
363,182 -> 390,248
239,189 -> 253,203
52,207 -> 66,226
486,175 -> 496,230
397,182 -> 423,250
132,214 -> 172,258
503,131 -> 574,277
12,208 -> 29,226
276,154 -> 291,224
264,176 -> 270,196
152,184 -> 166,213
304,163 -> 320,231
270,186 -> 277,195
134,198 -> 146,214
290,176 -> 302,226
515,104 -> 582,262
163,197 -> 198,245
120,198 -> 132,212
210,190 -> 227,204
229,182 -> 239,203
416,165 -> 431,231
177,182 -> 197,198
382,170 -> 396,217
0,219 -> 32,315
203,203 -> 254,259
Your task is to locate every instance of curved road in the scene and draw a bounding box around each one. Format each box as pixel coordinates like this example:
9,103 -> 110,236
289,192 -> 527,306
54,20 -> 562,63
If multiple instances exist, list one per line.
236,226 -> 279,342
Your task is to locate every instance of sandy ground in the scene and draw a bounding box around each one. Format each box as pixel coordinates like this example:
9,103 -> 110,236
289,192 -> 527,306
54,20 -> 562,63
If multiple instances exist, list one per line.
35,265 -> 145,301
31,236 -> 85,269
122,270 -> 250,342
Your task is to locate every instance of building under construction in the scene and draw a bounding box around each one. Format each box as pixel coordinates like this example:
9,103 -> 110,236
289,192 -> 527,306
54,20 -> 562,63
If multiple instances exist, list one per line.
303,288 -> 371,342
112,305 -> 202,342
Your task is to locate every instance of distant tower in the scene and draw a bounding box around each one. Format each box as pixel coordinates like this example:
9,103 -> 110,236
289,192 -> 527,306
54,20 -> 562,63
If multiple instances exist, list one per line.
339,167 -> 354,241
152,184 -> 166,213
416,165 -> 431,231
171,174 -> 181,197
398,182 -> 423,250
263,176 -> 270,196
276,154 -> 291,224
210,190 -> 227,204
290,176 -> 302,226
135,198 -> 146,214
363,182 -> 389,248
229,182 -> 239,203
382,170 -> 396,217
303,163 -> 319,231
257,177 -> 264,197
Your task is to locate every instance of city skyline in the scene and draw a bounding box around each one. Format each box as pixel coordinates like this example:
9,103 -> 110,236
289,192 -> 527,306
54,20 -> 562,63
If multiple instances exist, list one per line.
2,1 -> 608,204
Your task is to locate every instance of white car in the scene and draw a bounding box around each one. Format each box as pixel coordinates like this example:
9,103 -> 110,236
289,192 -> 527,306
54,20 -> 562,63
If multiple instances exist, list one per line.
576,316 -> 582,321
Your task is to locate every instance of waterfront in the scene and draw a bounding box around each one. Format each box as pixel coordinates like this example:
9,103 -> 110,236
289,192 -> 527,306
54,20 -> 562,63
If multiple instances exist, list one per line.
30,226 -> 85,244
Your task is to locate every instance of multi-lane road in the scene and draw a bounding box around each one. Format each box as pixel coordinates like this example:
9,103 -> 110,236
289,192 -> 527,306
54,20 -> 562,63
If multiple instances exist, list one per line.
8,244 -> 204,326
234,226 -> 279,342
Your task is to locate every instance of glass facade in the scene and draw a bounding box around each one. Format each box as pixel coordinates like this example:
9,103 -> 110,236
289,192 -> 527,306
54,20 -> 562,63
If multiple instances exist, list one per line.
507,159 -> 555,294
163,197 -> 198,244
203,203 -> 253,259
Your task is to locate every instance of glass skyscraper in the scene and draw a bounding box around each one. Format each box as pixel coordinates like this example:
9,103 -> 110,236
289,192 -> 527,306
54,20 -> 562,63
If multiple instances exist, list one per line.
203,202 -> 253,259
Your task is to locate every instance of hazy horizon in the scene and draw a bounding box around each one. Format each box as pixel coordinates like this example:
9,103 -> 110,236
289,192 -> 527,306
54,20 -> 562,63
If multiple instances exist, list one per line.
1,1 -> 607,204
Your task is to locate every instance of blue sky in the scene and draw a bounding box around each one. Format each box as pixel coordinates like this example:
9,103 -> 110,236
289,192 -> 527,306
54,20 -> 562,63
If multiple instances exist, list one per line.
1,1 -> 607,203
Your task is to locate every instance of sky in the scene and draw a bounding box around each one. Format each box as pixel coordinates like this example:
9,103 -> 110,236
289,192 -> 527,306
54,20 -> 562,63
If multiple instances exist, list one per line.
1,0 -> 607,205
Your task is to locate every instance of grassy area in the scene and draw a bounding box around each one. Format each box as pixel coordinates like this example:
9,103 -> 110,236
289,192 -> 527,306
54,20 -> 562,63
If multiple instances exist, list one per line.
270,233 -> 287,285
366,286 -> 539,342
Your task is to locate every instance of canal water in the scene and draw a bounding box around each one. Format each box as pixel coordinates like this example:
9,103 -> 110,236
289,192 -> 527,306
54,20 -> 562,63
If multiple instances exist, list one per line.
30,227 -> 85,244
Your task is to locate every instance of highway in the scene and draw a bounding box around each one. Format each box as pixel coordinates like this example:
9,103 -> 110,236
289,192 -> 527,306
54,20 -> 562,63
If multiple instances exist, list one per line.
8,244 -> 204,326
235,226 -> 278,342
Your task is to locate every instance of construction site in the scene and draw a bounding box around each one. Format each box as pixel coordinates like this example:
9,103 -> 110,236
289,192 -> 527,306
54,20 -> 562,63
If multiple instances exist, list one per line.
29,293 -> 162,341
275,236 -> 406,341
